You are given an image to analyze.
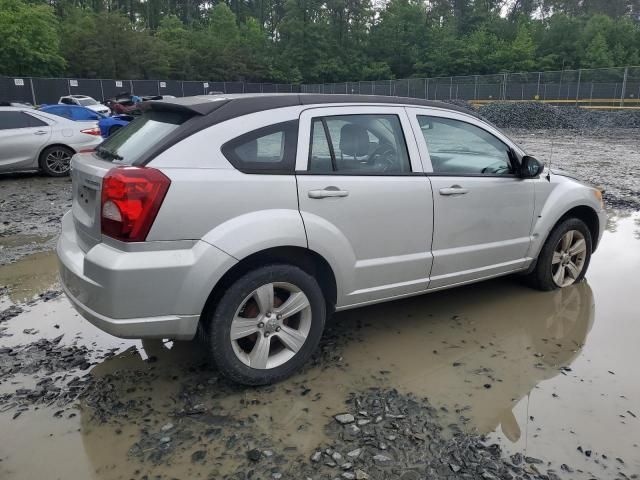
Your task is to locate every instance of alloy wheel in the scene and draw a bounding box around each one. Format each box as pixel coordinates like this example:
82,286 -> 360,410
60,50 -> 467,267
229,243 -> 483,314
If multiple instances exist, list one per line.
551,230 -> 587,288
45,149 -> 72,174
230,282 -> 312,369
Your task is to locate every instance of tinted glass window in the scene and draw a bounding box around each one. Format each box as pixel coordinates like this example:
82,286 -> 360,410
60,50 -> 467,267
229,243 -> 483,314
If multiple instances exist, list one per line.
418,116 -> 513,175
60,98 -> 73,105
71,108 -> 100,121
44,106 -> 71,119
96,110 -> 192,165
222,120 -> 298,173
0,111 -> 44,129
77,98 -> 98,106
309,114 -> 411,174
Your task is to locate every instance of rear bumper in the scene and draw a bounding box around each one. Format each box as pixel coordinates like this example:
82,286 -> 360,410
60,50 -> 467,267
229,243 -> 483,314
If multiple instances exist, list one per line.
57,212 -> 237,340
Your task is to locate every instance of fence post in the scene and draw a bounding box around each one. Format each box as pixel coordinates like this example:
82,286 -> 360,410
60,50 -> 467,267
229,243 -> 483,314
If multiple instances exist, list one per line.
590,82 -> 594,106
502,73 -> 508,100
474,75 -> 478,101
29,78 -> 37,105
130,80 -> 134,95
426,78 -> 429,100
536,72 -> 541,99
449,77 -> 453,99
181,82 -> 185,97
558,70 -> 562,101
620,67 -> 629,107
99,80 -> 105,101
575,68 -> 581,106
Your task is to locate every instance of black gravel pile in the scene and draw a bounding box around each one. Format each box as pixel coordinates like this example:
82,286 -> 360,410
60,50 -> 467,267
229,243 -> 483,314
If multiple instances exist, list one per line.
479,102 -> 640,130
441,99 -> 477,114
0,335 -> 91,377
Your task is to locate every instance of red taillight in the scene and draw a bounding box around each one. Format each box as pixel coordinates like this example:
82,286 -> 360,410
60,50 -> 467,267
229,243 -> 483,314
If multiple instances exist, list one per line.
81,127 -> 101,136
100,167 -> 170,242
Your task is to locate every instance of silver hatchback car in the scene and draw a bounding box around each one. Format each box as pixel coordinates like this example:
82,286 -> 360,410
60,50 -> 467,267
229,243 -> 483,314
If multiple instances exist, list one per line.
57,94 -> 606,385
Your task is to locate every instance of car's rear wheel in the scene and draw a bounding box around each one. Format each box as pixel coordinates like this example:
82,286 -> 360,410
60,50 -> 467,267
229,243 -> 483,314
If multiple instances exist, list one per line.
39,145 -> 74,177
528,218 -> 592,291
205,264 -> 326,385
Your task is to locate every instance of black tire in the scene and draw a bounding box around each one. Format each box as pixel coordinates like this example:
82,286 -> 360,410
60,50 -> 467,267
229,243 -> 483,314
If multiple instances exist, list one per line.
108,125 -> 122,137
205,264 -> 326,385
527,218 -> 592,291
39,145 -> 74,177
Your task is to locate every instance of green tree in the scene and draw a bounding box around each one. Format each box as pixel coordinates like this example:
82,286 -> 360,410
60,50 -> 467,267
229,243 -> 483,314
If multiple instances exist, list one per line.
0,0 -> 65,76
583,33 -> 614,68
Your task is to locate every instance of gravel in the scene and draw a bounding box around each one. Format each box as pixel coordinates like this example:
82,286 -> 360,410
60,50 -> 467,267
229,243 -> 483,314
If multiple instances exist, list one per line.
479,102 -> 640,130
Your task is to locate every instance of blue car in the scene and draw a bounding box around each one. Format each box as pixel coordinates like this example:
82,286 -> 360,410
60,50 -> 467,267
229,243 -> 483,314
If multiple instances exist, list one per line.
98,114 -> 134,138
39,104 -> 105,122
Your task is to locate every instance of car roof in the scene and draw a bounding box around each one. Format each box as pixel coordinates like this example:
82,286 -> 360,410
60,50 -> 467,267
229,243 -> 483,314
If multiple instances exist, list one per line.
143,93 -> 479,123
43,104 -> 92,110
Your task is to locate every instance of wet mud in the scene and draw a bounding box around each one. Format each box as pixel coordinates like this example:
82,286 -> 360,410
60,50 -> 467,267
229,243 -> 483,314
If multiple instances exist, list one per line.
1,212 -> 639,479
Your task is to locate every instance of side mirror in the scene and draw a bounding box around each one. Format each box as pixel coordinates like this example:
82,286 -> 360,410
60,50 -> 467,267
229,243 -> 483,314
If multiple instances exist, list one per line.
521,155 -> 544,178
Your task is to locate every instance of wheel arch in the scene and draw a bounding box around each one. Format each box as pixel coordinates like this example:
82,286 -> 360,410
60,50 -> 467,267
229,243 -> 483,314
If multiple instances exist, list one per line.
199,246 -> 337,334
38,143 -> 76,163
558,205 -> 600,252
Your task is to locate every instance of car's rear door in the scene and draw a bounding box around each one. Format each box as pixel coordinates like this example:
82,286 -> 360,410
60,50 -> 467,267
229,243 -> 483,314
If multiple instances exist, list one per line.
295,105 -> 434,309
406,107 -> 535,289
0,111 -> 51,171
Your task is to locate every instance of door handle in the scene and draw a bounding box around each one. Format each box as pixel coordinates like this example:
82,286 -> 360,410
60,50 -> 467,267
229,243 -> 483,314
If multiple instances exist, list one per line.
439,185 -> 469,196
308,187 -> 349,199
33,130 -> 48,135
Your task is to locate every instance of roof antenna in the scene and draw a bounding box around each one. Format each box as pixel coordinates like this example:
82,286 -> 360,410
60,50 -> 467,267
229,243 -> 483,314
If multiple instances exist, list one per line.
546,133 -> 555,182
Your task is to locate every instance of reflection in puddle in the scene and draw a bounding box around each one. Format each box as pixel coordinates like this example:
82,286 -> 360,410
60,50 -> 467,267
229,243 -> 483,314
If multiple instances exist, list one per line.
0,251 -> 59,303
1,212 -> 639,479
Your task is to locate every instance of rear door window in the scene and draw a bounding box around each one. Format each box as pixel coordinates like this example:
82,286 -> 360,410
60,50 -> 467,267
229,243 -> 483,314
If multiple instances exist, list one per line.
308,114 -> 411,174
96,110 -> 192,164
0,111 -> 43,129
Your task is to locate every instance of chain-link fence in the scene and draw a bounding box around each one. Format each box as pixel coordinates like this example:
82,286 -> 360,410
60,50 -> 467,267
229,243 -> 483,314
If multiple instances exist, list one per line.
0,77 -> 301,105
301,66 -> 640,108
2,67 -> 639,108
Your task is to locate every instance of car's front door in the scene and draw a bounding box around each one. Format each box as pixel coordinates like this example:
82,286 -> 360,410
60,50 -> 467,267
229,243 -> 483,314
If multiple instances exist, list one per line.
0,111 -> 51,171
407,108 -> 535,289
296,106 -> 434,309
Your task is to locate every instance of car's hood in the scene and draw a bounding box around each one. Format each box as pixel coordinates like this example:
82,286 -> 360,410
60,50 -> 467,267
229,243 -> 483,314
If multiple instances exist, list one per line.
86,104 -> 109,113
549,167 -> 581,181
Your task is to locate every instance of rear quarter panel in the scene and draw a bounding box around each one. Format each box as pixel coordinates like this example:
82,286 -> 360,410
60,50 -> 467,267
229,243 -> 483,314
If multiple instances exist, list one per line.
146,106 -> 309,258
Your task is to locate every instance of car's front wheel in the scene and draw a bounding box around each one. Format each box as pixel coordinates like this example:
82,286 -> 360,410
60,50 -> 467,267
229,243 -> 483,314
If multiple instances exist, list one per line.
528,218 -> 592,291
205,264 -> 326,385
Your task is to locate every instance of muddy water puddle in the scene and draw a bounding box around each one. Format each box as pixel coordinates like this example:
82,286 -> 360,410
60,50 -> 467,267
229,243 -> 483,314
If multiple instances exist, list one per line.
1,213 -> 639,479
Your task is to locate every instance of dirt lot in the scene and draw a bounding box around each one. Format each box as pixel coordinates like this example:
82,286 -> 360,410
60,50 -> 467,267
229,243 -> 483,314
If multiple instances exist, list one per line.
1,129 -> 639,480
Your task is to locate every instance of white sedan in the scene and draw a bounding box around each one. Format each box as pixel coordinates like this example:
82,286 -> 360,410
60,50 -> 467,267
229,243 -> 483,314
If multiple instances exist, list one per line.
0,106 -> 103,176
59,95 -> 111,117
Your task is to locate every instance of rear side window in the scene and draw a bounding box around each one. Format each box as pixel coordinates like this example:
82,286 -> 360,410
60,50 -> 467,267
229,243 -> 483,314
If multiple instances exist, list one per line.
0,111 -> 45,129
71,108 -> 100,121
96,110 -> 191,164
45,106 -> 71,119
221,120 -> 298,174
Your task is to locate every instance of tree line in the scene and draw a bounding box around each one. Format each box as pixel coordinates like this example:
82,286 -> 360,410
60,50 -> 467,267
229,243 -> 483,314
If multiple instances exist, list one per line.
1,0 -> 639,84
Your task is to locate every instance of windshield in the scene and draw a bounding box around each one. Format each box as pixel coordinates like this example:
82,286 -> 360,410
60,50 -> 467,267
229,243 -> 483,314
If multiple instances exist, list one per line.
77,98 -> 98,106
96,110 -> 192,165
